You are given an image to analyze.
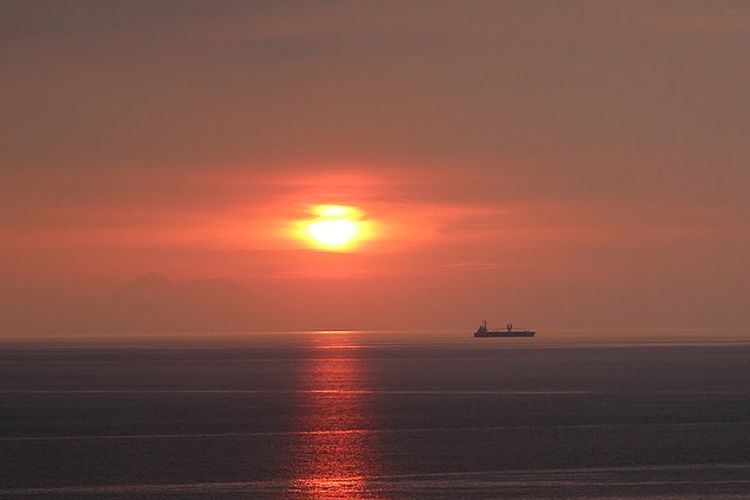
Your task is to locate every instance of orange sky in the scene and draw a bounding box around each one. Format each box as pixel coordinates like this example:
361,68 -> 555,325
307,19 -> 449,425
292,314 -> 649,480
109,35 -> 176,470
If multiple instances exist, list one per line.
1,1 -> 749,334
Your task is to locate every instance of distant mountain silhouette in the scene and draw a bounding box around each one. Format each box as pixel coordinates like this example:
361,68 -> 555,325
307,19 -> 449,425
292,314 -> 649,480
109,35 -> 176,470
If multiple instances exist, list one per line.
83,273 -> 299,335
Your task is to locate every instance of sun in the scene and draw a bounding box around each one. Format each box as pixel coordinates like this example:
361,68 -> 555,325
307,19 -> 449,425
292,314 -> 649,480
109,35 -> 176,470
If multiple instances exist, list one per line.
294,204 -> 371,251
307,219 -> 358,247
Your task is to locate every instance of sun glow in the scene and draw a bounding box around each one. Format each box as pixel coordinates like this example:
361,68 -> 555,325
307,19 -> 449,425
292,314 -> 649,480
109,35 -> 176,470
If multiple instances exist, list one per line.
295,204 -> 372,251
308,219 -> 358,247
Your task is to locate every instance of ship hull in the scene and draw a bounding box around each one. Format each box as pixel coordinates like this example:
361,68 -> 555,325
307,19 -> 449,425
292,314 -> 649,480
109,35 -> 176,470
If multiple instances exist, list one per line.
475,331 -> 535,338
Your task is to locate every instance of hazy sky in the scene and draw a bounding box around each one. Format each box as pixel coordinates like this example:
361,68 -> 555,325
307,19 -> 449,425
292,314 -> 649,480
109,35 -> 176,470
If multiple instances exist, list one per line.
2,1 -> 749,333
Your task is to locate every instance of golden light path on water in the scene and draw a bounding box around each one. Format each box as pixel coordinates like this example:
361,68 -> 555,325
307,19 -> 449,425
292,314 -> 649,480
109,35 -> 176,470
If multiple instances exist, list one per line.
289,332 -> 380,498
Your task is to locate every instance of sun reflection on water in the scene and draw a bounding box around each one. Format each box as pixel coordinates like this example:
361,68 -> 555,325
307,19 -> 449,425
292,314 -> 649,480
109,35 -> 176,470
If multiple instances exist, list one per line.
288,333 -> 381,498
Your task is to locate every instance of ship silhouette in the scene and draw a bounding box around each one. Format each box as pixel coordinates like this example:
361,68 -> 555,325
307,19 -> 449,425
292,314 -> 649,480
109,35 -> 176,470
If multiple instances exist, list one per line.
474,320 -> 536,338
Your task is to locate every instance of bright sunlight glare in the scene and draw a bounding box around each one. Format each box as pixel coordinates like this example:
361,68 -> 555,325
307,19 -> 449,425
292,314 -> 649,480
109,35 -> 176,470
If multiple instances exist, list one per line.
293,204 -> 372,252
307,219 -> 358,246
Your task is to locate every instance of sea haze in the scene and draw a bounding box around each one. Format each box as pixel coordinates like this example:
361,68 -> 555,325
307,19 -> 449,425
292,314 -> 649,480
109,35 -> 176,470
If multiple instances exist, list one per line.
1,330 -> 750,498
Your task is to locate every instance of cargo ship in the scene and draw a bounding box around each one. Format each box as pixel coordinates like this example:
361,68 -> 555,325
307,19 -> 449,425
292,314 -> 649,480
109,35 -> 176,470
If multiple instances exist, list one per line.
474,320 -> 535,337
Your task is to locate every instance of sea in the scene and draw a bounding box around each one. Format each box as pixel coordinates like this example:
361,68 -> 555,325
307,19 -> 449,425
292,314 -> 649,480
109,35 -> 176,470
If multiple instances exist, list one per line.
1,329 -> 750,498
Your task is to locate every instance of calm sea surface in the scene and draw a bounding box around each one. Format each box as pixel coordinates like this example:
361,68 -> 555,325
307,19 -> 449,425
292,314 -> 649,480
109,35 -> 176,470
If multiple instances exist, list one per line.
1,330 -> 750,498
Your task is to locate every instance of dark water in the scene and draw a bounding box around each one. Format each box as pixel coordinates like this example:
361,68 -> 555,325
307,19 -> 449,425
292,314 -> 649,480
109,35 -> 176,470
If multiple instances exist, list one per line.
2,330 -> 750,498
